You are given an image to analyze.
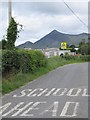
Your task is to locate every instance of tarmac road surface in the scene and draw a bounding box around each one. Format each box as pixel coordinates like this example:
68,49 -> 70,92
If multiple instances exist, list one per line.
1,63 -> 88,118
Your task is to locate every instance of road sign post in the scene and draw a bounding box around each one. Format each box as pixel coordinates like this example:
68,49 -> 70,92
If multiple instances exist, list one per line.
61,42 -> 67,55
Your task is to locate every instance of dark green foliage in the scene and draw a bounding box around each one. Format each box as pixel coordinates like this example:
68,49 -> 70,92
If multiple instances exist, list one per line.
79,55 -> 90,61
7,17 -> 17,50
2,50 -> 47,75
2,39 -> 7,49
19,51 -> 31,73
69,44 -> 76,52
88,43 -> 90,55
78,43 -> 88,55
2,50 -> 20,74
71,48 -> 76,52
35,50 -> 47,68
64,54 -> 90,61
60,53 -> 64,57
20,50 -> 47,73
64,55 -> 74,60
77,38 -> 89,55
7,17 -> 22,50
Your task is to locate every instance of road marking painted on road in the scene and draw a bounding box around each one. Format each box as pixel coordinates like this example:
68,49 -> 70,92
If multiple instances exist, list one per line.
53,88 -> 67,96
0,101 -> 84,117
40,101 -> 59,117
20,102 -> 46,117
13,88 -> 89,97
2,102 -> 24,117
2,87 -> 88,117
0,103 -> 11,115
60,102 -> 79,117
11,102 -> 33,117
13,89 -> 32,97
27,88 -> 43,97
37,88 -> 56,97
82,89 -> 89,96
66,88 -> 82,96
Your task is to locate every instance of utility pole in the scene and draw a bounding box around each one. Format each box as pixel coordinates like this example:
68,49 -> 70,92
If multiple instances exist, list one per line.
9,0 -> 12,24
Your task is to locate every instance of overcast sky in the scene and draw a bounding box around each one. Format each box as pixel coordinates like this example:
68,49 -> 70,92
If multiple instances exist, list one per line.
0,0 -> 89,46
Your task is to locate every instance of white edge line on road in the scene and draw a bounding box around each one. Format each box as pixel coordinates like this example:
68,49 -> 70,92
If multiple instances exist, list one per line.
2,62 -> 88,99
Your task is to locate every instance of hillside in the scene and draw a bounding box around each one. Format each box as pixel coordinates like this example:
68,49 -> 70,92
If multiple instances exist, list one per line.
17,30 -> 88,49
18,41 -> 34,49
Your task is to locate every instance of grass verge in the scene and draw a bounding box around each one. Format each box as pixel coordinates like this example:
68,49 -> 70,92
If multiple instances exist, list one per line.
2,56 -> 88,95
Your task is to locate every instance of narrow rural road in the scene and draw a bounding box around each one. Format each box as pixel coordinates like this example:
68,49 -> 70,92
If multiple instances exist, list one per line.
1,63 -> 88,118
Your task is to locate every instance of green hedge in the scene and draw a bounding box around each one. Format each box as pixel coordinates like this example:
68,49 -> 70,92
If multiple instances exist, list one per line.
2,50 -> 20,74
64,54 -> 90,61
2,50 -> 90,75
2,50 -> 47,74
79,55 -> 90,61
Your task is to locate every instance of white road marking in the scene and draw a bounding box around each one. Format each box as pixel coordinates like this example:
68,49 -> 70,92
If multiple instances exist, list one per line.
82,89 -> 89,96
13,89 -> 32,97
2,87 -> 88,117
37,88 -> 56,97
45,88 -> 56,96
53,88 -> 67,96
12,88 -> 88,97
67,88 -> 82,96
12,102 -> 33,117
27,88 -> 43,97
60,102 -> 79,117
20,102 -> 46,117
0,103 -> 11,115
2,102 -> 24,117
40,101 -> 59,117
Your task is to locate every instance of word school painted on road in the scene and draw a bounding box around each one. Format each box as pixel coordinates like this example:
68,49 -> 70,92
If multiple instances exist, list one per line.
1,101 -> 79,117
13,88 -> 89,97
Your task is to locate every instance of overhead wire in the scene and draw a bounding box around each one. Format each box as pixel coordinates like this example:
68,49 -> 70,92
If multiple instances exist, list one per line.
63,0 -> 88,28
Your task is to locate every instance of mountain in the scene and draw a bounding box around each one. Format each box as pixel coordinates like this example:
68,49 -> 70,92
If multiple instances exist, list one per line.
17,30 -> 89,49
17,41 -> 34,49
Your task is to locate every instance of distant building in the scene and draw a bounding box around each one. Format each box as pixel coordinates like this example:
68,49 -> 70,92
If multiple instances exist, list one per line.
42,48 -> 59,58
42,48 -> 76,58
23,47 -> 77,58
24,48 -> 32,50
75,48 -> 79,51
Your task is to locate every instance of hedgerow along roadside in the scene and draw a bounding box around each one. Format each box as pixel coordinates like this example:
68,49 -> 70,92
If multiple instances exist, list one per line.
2,49 -> 47,75
2,50 -> 90,95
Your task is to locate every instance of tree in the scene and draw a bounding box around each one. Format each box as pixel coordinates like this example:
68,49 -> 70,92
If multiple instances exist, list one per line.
79,43 -> 88,55
71,47 -> 76,52
7,17 -> 22,50
79,39 -> 86,48
77,39 -> 89,55
69,44 -> 76,52
7,17 -> 17,50
2,39 -> 7,49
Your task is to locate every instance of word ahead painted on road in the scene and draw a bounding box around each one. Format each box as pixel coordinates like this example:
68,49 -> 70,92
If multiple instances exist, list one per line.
13,88 -> 89,97
1,101 -> 79,117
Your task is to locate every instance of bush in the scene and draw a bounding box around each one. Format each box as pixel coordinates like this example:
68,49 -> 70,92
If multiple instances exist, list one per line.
19,51 -> 31,73
79,55 -> 90,62
64,54 -> 90,62
2,50 -> 47,74
2,50 -> 20,74
64,55 -> 74,60
35,50 -> 47,68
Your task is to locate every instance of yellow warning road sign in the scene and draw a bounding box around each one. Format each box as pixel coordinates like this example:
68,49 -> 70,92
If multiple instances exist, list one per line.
61,42 -> 67,49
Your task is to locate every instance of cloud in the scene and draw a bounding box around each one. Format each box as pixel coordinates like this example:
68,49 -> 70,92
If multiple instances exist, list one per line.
0,1 -> 88,46
12,2 -> 88,16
